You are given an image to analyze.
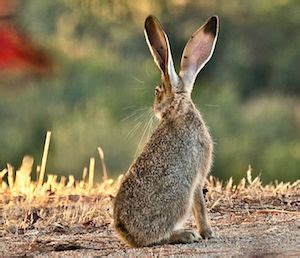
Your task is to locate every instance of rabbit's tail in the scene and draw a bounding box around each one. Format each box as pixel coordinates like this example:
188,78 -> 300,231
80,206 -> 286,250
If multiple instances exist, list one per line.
115,221 -> 140,247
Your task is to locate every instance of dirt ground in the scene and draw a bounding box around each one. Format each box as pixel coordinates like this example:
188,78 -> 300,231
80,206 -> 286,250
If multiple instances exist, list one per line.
0,177 -> 299,257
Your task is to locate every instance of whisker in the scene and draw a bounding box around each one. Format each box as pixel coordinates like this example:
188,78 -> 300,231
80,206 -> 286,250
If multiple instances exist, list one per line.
121,112 -> 139,122
134,114 -> 153,158
146,115 -> 154,141
126,121 -> 143,138
131,75 -> 145,84
133,112 -> 147,122
122,105 -> 135,110
121,107 -> 147,122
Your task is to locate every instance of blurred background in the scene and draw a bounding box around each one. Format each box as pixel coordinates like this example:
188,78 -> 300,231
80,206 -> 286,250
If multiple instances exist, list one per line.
0,0 -> 299,183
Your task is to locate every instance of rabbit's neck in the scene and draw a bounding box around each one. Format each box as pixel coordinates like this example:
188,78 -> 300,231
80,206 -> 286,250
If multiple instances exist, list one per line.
161,95 -> 196,120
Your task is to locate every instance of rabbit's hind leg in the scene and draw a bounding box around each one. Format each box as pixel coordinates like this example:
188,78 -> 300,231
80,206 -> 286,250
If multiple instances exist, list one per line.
193,184 -> 215,239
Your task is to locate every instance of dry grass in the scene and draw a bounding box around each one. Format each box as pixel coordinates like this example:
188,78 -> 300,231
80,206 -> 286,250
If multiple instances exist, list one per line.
0,132 -> 299,256
206,166 -> 299,214
0,131 -> 122,237
0,153 -> 121,235
1,153 -> 298,230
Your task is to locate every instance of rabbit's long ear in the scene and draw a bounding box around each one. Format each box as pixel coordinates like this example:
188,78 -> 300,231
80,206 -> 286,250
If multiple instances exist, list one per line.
144,15 -> 179,89
179,16 -> 219,93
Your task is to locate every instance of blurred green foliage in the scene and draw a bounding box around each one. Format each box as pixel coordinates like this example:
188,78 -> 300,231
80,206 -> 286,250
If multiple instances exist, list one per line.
0,0 -> 299,182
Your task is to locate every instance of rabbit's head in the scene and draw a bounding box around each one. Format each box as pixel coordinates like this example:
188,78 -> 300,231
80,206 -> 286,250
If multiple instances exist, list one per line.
144,15 -> 219,119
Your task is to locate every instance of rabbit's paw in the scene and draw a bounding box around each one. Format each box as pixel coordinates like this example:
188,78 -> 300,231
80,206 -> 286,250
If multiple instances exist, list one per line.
200,227 -> 216,239
170,229 -> 201,244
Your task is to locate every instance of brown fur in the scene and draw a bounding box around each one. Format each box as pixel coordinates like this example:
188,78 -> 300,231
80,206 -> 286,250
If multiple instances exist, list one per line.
113,15 -> 219,247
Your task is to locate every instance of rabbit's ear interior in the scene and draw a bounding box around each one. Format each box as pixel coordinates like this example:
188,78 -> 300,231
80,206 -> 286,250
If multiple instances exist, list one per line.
144,15 -> 179,89
179,16 -> 219,93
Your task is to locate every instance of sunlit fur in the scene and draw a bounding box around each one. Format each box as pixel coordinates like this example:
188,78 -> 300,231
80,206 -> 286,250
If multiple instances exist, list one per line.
114,15 -> 218,247
113,77 -> 214,246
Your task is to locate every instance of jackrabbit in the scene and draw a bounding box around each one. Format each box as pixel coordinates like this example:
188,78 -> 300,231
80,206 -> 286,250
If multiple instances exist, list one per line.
113,15 -> 219,247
